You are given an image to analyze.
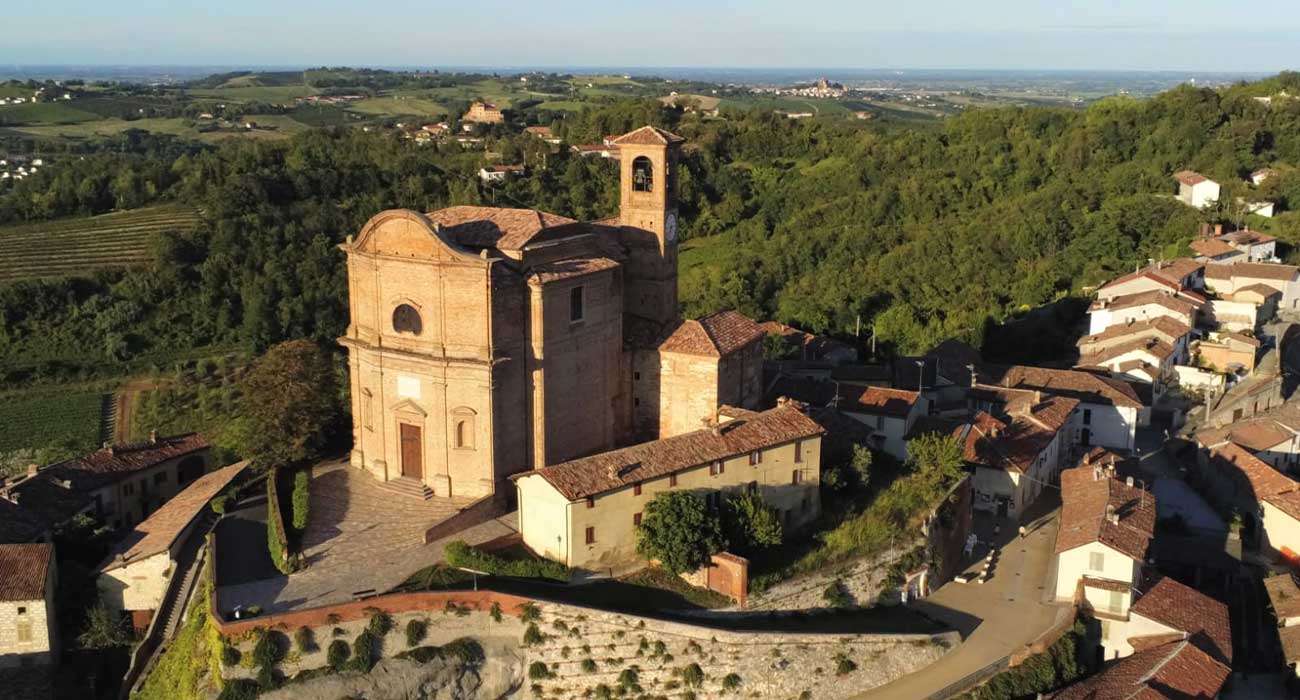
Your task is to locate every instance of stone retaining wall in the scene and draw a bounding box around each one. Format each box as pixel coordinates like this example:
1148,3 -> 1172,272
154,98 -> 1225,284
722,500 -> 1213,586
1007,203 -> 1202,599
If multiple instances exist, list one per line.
746,541 -> 923,611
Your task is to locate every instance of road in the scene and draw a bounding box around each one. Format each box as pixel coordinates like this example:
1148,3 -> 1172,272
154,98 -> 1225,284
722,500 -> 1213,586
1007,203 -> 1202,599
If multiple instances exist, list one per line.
852,496 -> 1071,699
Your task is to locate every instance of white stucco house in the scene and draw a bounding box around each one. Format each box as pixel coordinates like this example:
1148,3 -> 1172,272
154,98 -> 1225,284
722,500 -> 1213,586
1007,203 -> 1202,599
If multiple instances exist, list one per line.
841,386 -> 927,461
1175,170 -> 1221,209
1053,462 -> 1155,606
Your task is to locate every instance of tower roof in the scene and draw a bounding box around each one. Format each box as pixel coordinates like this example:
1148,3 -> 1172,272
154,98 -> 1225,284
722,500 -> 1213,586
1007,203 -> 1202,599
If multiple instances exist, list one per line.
612,125 -> 685,146
425,205 -> 580,251
658,310 -> 764,357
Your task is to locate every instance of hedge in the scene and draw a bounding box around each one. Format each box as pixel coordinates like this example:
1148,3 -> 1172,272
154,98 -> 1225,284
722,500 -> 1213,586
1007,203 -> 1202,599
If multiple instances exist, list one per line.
444,540 -> 568,581
266,467 -> 298,574
291,469 -> 309,532
963,621 -> 1090,700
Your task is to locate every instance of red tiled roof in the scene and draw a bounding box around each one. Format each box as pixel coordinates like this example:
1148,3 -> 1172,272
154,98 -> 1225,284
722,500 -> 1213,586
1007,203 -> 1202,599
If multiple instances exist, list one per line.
1220,228 -> 1276,246
511,403 -> 824,501
0,543 -> 53,601
1196,417 -> 1293,452
527,257 -> 620,284
425,205 -> 580,251
1190,238 -> 1239,258
612,125 -> 685,146
1209,442 -> 1298,500
1145,258 -> 1204,285
1051,641 -> 1229,700
844,387 -> 919,418
1131,576 -> 1232,665
1098,269 -> 1181,296
1174,170 -> 1210,186
1091,290 -> 1198,315
658,310 -> 765,357
1210,261 -> 1300,282
1234,283 -> 1281,300
959,397 -> 1078,474
1264,574 -> 1300,620
1056,466 -> 1156,560
99,461 -> 248,571
36,433 -> 209,493
977,365 -> 1144,409
1077,317 -> 1191,349
1079,337 -> 1176,367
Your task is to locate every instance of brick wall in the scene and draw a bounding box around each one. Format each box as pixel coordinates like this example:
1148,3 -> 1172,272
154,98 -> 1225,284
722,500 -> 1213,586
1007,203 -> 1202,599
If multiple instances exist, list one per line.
211,589 -> 535,637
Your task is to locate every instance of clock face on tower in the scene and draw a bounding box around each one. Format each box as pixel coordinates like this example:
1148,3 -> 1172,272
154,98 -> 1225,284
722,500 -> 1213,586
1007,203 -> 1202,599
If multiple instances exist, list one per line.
665,212 -> 677,243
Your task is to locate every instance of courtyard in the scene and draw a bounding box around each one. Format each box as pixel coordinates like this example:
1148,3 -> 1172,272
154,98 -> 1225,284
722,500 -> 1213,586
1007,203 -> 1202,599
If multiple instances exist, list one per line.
214,458 -> 517,615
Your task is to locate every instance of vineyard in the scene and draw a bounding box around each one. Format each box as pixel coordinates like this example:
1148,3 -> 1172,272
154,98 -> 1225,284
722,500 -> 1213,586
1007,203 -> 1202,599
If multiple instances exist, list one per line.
0,390 -> 103,455
0,204 -> 202,282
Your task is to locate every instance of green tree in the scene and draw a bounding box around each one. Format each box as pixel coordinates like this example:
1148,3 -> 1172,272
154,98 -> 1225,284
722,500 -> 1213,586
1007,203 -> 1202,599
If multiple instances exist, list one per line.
906,433 -> 966,487
850,445 -> 874,489
77,604 -> 132,649
239,339 -> 339,466
723,489 -> 783,554
636,491 -> 724,575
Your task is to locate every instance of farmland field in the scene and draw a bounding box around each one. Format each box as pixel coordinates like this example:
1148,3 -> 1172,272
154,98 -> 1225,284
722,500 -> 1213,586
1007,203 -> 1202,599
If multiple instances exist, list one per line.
0,204 -> 202,282
186,85 -> 318,103
10,114 -> 309,142
0,101 -> 101,125
346,97 -> 448,118
0,389 -> 103,456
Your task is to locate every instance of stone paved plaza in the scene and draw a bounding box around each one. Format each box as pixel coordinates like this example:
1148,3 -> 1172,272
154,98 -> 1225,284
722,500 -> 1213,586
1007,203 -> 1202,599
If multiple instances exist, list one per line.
216,458 -> 517,615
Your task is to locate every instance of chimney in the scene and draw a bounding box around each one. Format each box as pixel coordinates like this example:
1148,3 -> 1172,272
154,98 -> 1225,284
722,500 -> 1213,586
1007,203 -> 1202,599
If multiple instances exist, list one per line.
1093,465 -> 1103,481
1126,476 -> 1134,488
26,463 -> 38,477
1200,222 -> 1210,238
1215,224 -> 1223,236
1106,504 -> 1118,524
1034,390 -> 1042,405
149,429 -> 158,444
967,364 -> 977,388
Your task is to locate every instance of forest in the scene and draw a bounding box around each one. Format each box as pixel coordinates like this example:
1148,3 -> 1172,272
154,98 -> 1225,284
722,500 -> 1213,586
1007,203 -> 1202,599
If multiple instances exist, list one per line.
4,73 -> 1300,385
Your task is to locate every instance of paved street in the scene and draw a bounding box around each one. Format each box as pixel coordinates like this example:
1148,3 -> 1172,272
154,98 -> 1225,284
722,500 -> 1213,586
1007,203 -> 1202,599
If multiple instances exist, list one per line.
853,495 -> 1071,699
216,459 -> 517,615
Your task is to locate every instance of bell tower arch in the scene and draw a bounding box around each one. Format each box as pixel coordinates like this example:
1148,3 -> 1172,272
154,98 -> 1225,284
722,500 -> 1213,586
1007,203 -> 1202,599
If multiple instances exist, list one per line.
614,126 -> 684,326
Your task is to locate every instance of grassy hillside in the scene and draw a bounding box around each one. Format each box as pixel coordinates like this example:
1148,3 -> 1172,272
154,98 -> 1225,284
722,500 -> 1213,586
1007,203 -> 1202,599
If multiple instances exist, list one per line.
0,204 -> 202,282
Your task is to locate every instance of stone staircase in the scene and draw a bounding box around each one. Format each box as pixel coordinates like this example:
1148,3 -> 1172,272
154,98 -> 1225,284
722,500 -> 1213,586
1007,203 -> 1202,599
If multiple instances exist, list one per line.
379,476 -> 434,500
160,510 -> 216,638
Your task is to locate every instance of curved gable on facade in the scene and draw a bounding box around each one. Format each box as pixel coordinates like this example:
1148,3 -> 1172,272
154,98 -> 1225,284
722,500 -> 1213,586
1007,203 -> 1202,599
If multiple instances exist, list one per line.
350,209 -> 486,265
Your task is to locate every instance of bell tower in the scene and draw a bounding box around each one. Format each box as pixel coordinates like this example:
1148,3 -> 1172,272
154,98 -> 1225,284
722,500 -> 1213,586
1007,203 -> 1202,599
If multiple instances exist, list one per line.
614,126 -> 684,326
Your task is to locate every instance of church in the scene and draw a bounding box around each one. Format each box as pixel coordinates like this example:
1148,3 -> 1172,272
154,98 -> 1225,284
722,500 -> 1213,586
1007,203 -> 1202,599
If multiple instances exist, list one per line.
338,126 -> 778,502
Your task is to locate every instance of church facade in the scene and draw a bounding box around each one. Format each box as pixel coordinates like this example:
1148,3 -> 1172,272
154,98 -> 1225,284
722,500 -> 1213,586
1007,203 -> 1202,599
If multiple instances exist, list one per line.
339,126 -> 766,500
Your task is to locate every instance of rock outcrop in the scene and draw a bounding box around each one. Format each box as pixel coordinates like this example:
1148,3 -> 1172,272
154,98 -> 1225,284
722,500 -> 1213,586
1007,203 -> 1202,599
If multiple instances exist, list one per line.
260,650 -> 523,700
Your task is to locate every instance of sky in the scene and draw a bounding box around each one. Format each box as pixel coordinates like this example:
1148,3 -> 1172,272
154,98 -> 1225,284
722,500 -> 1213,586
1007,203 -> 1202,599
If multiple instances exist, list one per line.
2,0 -> 1298,72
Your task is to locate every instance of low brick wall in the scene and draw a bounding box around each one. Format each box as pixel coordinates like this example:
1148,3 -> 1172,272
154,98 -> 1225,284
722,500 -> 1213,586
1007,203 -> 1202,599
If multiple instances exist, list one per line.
212,589 -> 534,637
680,552 -> 749,608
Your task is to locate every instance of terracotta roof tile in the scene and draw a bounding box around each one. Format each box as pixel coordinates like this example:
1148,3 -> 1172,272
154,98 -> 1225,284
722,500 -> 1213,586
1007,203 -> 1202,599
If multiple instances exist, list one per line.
611,125 -> 685,146
977,364 -> 1144,409
1234,283 -> 1282,300
0,499 -> 45,543
1056,466 -> 1156,560
1098,270 -> 1181,295
1213,261 -> 1300,282
1091,290 -> 1199,315
1052,641 -> 1229,700
659,310 -> 765,357
1265,489 -> 1300,522
1080,337 -> 1176,367
425,205 -> 580,251
1220,228 -> 1276,246
844,387 -> 919,418
99,461 -> 248,571
1131,576 -> 1232,665
1265,574 -> 1300,620
527,257 -> 619,284
1077,317 -> 1191,349
0,543 -> 53,601
758,321 -> 856,362
1174,170 -> 1210,186
1146,258 -> 1204,284
1209,442 -> 1298,500
1190,238 -> 1240,258
512,403 -> 824,501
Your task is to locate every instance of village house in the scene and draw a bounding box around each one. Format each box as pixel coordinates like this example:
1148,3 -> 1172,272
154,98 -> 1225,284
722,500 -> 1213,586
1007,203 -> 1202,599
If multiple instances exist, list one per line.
1203,443 -> 1300,561
1076,316 -> 1191,367
758,320 -> 858,366
1087,290 -> 1200,336
1053,461 -> 1156,608
1195,331 -> 1261,374
839,386 -> 927,461
975,365 -> 1143,451
1196,414 -> 1300,475
1202,284 -> 1279,334
1089,573 -> 1232,664
512,402 -> 824,570
1093,262 -> 1203,304
1078,335 -> 1177,388
1051,639 -> 1229,700
524,125 -> 561,144
920,388 -> 1078,518
0,543 -> 57,670
462,100 -> 504,124
1174,170 -> 1221,208
571,142 -> 620,159
1218,228 -> 1278,261
1205,260 -> 1300,310
96,462 -> 247,632
0,433 -> 212,532
477,164 -> 526,183
1265,574 -> 1300,677
1191,236 -> 1244,263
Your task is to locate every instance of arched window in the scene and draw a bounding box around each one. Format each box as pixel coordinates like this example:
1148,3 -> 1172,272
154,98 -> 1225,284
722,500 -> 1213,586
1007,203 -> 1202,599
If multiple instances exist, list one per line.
452,407 -> 476,449
392,303 -> 422,335
631,156 -> 654,192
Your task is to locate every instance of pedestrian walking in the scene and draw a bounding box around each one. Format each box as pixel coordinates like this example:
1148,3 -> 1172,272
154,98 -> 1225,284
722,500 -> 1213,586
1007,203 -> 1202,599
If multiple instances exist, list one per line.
1019,525 -> 1026,539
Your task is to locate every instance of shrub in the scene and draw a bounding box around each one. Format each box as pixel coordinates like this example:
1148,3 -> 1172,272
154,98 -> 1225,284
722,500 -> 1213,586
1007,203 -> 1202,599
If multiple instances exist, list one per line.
368,611 -> 394,637
835,654 -> 857,675
969,621 -> 1089,700
266,468 -> 297,574
406,618 -> 428,647
399,646 -> 444,663
519,602 -> 541,623
529,661 -> 553,680
523,623 -> 544,646
293,626 -> 315,653
220,643 -> 241,667
291,468 -> 310,531
211,494 -> 229,515
326,639 -> 350,669
442,637 -> 484,664
636,491 -> 725,575
443,540 -> 569,581
581,658 -> 598,672
217,679 -> 259,700
679,663 -> 705,688
348,630 -> 376,672
618,667 -> 640,690
652,640 -> 667,657
723,489 -> 783,555
721,673 -> 741,692
489,601 -> 503,622
594,684 -> 613,700
823,580 -> 853,608
251,630 -> 286,669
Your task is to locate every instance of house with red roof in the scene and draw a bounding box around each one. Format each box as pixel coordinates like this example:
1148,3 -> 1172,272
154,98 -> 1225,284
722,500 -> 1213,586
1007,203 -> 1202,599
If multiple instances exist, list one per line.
1174,169 -> 1221,208
1051,639 -> 1229,700
1053,458 -> 1156,605
839,386 -> 927,460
